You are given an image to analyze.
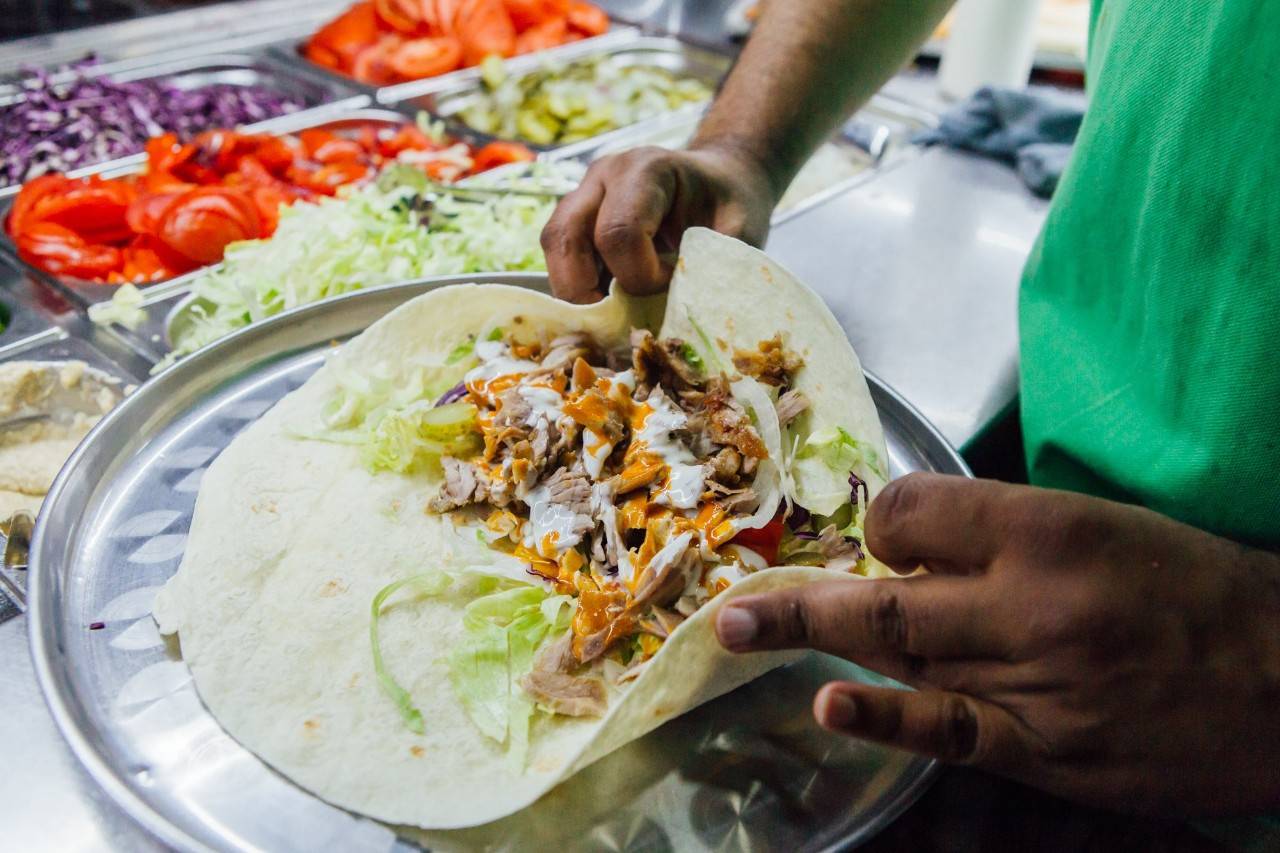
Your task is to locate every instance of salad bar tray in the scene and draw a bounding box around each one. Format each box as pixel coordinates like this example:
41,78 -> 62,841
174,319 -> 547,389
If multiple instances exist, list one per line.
393,34 -> 731,152
28,274 -> 965,852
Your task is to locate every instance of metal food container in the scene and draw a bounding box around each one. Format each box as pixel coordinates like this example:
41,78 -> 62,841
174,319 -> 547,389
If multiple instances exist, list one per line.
0,108 -> 416,307
383,34 -> 732,151
0,51 -> 368,198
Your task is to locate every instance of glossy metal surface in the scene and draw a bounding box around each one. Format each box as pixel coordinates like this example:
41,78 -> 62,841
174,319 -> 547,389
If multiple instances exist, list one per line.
29,274 -> 966,851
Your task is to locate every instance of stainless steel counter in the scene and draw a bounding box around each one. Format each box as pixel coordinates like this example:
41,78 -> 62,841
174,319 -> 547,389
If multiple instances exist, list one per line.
769,146 -> 1048,449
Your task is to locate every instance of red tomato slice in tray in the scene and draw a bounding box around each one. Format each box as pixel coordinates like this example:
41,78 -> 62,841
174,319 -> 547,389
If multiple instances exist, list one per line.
503,0 -> 567,31
157,187 -> 262,266
15,222 -> 123,281
514,15 -> 567,53
22,176 -> 136,246
304,42 -> 342,70
470,140 -> 535,172
565,0 -> 607,36
731,517 -> 786,566
125,192 -> 182,236
6,174 -> 70,235
352,34 -> 407,85
308,1 -> 381,71
378,124 -> 436,158
375,0 -> 423,32
454,0 -> 517,65
389,36 -> 464,80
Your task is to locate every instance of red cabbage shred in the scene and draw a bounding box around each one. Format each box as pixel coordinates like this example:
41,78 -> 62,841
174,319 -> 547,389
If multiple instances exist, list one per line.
1,58 -> 303,187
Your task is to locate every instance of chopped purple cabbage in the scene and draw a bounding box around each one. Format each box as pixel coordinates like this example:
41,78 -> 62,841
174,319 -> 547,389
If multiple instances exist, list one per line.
792,531 -> 820,541
1,57 -> 302,187
849,472 -> 869,506
435,382 -> 468,406
784,501 -> 811,530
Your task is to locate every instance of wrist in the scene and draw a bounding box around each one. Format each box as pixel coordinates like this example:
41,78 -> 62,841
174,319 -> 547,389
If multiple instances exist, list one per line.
687,134 -> 789,209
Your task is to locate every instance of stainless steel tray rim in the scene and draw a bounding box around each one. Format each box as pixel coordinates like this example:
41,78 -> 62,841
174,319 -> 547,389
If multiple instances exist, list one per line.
30,273 -> 959,852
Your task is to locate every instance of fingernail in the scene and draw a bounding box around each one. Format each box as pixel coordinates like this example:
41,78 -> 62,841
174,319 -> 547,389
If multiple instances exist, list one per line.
718,605 -> 759,649
821,691 -> 858,729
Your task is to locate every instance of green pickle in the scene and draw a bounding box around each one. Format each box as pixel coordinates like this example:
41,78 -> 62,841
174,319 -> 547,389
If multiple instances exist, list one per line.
456,54 -> 712,146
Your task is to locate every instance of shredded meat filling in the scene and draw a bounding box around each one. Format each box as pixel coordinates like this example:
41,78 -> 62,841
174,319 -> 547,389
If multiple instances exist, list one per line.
733,334 -> 804,386
519,672 -> 607,717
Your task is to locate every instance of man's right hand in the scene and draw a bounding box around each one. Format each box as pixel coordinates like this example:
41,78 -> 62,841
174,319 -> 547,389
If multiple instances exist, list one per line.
541,143 -> 778,303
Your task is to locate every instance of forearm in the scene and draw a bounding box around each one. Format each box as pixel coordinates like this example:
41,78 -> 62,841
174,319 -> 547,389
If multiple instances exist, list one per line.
693,0 -> 953,201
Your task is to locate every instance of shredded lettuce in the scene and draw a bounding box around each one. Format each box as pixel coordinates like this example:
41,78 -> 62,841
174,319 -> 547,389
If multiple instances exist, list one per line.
370,573 -> 453,734
684,309 -> 727,373
800,425 -> 886,481
361,400 -> 480,474
370,569 -> 573,768
88,283 -> 146,331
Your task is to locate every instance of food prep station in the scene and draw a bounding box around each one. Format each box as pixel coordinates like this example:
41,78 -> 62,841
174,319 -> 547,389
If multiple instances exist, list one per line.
0,0 -> 1051,849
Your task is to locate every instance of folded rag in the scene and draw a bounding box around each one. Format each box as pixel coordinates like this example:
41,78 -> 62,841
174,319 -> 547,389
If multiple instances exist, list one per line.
914,86 -> 1086,198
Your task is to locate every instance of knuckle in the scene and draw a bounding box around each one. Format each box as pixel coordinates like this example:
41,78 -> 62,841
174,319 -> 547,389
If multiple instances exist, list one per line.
866,587 -> 908,652
935,695 -> 980,762
594,218 -> 643,256
774,594 -> 816,645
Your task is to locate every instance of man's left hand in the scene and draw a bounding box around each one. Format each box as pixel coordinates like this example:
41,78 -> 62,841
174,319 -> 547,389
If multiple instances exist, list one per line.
715,474 -> 1280,815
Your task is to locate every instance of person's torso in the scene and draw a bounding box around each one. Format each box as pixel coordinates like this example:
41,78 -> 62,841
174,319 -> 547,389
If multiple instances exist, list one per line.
1019,0 -> 1280,545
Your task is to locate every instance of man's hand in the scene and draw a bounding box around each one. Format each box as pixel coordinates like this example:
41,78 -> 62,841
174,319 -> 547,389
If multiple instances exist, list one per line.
541,144 -> 776,303
716,473 -> 1280,816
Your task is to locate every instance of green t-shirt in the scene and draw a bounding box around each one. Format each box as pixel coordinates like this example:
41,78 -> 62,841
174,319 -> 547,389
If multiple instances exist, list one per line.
1019,0 -> 1280,546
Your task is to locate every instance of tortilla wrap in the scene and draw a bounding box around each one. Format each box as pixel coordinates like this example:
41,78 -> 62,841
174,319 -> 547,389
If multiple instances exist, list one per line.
153,227 -> 890,829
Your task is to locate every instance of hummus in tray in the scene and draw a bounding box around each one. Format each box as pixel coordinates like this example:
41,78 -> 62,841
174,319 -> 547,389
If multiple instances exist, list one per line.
0,360 -> 125,517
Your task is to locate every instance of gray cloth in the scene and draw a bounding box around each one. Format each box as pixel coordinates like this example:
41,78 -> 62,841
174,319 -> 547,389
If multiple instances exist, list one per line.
914,86 -> 1085,198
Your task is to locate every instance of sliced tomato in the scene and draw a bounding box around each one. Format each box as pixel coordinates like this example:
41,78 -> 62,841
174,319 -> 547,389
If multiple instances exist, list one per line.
470,140 -> 535,172
377,124 -> 436,158
15,222 -> 123,281
303,42 -> 341,69
306,134 -> 367,164
131,234 -> 200,278
433,0 -> 467,33
307,1 -> 381,71
125,191 -> 183,237
514,15 -> 567,53
389,35 -> 464,80
145,133 -> 195,175
503,0 -> 567,30
119,242 -> 170,282
23,176 -> 135,245
302,161 -> 372,194
6,174 -> 70,235
565,0 -> 607,36
731,517 -> 785,566
157,187 -> 262,265
454,0 -> 517,65
352,34 -> 406,84
250,185 -> 295,237
375,0 -> 423,32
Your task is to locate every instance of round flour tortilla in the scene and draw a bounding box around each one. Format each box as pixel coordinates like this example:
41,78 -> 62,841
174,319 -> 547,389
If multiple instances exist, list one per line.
153,230 -> 889,829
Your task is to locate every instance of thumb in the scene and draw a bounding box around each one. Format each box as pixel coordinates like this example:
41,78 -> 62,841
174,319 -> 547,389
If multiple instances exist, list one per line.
813,681 -> 1027,770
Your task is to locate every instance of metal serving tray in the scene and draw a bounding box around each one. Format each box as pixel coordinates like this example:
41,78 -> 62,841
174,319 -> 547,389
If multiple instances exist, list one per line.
30,274 -> 965,852
384,34 -> 732,152
0,107 -> 416,307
